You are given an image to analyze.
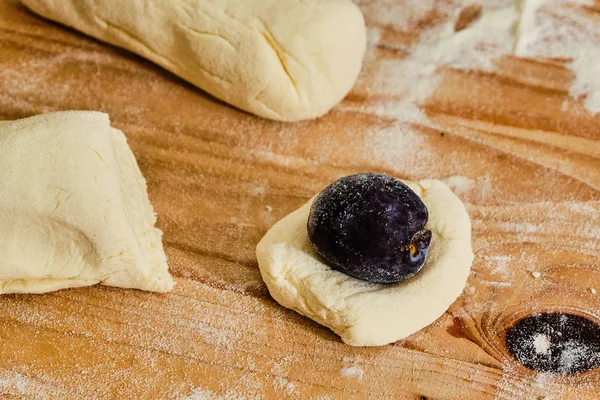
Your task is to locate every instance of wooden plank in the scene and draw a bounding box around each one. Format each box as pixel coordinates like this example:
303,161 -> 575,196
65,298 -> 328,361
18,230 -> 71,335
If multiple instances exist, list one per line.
1,0 -> 599,398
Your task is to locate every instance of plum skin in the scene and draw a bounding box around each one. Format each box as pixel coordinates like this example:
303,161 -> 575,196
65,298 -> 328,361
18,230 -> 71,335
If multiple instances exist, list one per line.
307,173 -> 432,284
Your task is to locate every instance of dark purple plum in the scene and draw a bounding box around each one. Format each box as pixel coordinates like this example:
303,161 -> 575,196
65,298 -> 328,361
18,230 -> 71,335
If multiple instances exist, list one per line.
307,173 -> 431,284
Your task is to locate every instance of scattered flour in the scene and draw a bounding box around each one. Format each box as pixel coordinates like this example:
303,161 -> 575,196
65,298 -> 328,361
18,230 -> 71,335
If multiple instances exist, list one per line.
349,0 -> 600,128
566,202 -> 598,216
440,175 -> 492,199
339,356 -> 364,380
178,387 -> 247,400
442,175 -> 475,192
495,221 -> 539,235
339,366 -> 364,380
494,360 -> 597,400
0,371 -> 59,399
410,3 -> 517,70
485,255 -> 513,279
270,362 -> 296,397
249,182 -> 269,197
514,0 -> 600,114
273,376 -> 295,396
347,1 -> 521,122
531,271 -> 542,279
366,122 -> 426,170
533,334 -> 551,355
558,341 -> 600,374
487,281 -> 513,288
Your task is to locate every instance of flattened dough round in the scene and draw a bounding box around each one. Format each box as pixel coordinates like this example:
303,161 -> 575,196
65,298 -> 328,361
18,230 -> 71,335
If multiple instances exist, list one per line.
21,0 -> 367,122
256,179 -> 474,346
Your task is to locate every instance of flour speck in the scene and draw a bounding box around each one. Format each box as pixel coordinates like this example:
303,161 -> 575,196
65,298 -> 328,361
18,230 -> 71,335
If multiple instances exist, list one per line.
533,334 -> 551,355
339,366 -> 364,380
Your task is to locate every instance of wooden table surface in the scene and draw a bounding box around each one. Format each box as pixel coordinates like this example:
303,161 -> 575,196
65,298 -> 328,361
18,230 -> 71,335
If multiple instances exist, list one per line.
1,0 -> 600,398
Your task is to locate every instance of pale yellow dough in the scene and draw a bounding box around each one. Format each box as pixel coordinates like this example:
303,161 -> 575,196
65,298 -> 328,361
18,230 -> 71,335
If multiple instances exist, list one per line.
0,111 -> 174,294
20,0 -> 367,122
256,180 -> 474,346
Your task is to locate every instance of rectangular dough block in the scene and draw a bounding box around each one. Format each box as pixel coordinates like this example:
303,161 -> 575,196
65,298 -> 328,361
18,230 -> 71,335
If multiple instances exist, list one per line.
0,111 -> 174,294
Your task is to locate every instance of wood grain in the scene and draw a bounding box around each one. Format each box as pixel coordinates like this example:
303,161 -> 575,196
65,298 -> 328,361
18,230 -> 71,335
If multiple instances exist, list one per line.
1,0 -> 600,398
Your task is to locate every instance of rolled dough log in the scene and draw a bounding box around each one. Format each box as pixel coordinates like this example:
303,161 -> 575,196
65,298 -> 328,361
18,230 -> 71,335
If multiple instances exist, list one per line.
256,180 -> 474,346
20,0 -> 367,122
0,111 -> 174,294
